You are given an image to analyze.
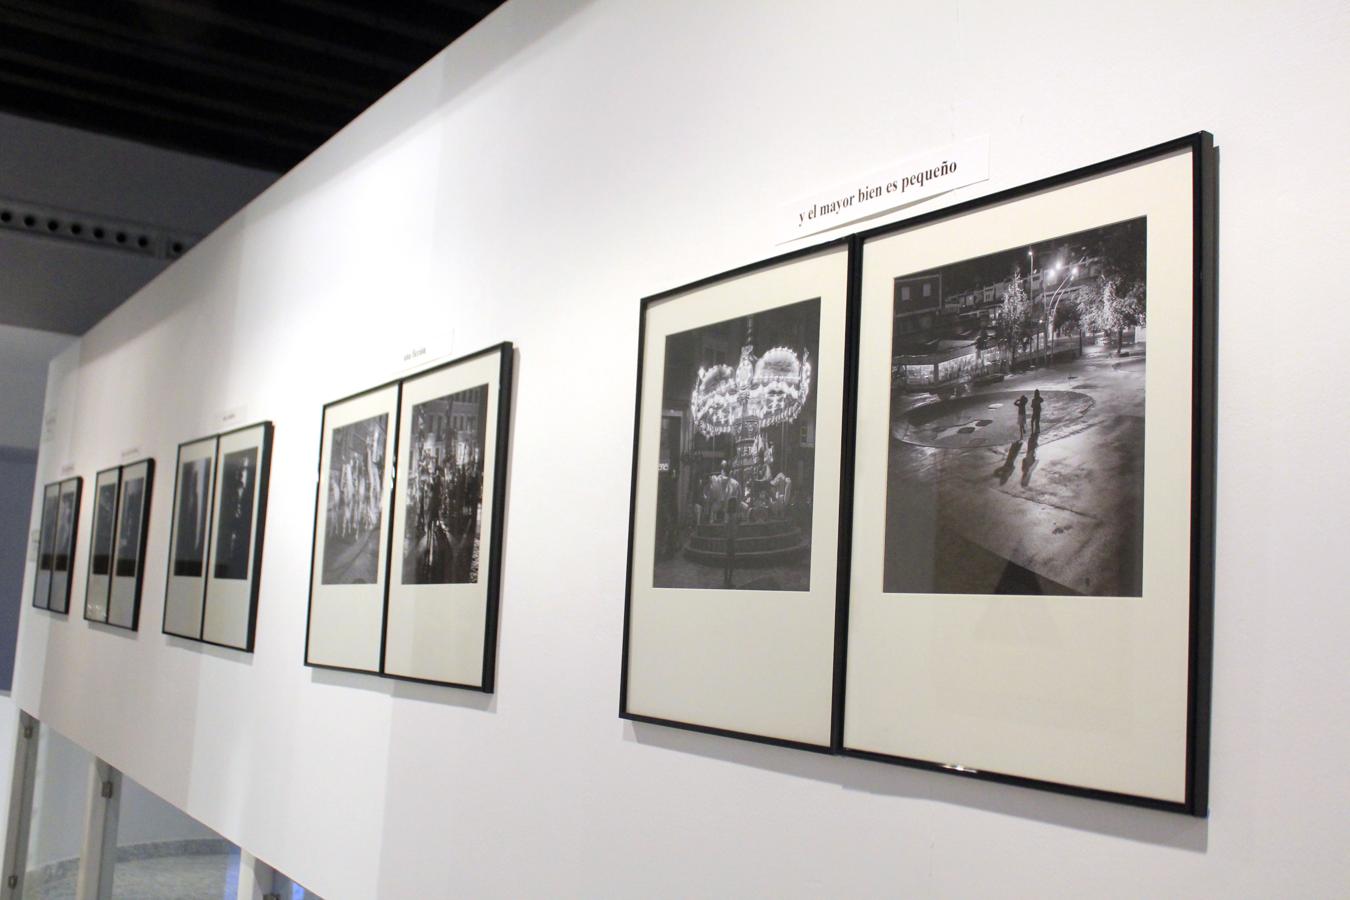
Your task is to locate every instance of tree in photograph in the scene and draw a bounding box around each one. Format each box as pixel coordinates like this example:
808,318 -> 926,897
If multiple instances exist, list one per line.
1054,290 -> 1086,355
1079,274 -> 1146,354
994,268 -> 1034,370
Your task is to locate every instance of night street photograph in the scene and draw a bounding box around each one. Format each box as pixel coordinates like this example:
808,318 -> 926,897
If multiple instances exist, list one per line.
882,217 -> 1148,596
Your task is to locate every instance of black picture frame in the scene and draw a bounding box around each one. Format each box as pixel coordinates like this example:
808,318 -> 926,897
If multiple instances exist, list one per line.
162,421 -> 273,653
204,420 -> 273,652
618,133 -> 1214,816
839,132 -> 1216,816
50,477 -> 83,615
85,458 -> 156,631
162,434 -> 219,640
303,378 -> 402,676
619,237 -> 857,750
111,458 -> 155,631
32,476 -> 81,614
32,482 -> 60,611
83,464 -> 122,625
303,341 -> 515,692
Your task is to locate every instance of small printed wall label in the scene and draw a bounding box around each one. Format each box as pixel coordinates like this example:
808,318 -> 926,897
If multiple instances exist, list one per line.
777,135 -> 990,243
220,405 -> 246,427
59,463 -> 75,476
395,329 -> 454,376
120,446 -> 141,459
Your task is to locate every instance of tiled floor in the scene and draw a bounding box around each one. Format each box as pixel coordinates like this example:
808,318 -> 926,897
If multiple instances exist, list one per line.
25,851 -> 238,900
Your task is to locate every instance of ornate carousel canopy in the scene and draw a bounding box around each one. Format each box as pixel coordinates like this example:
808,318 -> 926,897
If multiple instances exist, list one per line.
691,342 -> 812,439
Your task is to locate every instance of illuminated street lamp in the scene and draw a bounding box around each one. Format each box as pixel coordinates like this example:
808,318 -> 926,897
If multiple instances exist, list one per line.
1042,257 -> 1085,357
1027,248 -> 1041,362
1030,249 -> 1086,363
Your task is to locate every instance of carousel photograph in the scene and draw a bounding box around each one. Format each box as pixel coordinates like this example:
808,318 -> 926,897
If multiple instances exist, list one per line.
652,297 -> 820,591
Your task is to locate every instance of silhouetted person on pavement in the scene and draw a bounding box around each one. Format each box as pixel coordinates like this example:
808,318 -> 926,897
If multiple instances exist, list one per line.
1031,389 -> 1044,433
1014,394 -> 1028,438
1021,431 -> 1040,487
996,440 -> 1022,485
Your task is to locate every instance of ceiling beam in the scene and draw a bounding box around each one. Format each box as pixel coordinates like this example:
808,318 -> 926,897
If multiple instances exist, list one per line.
128,0 -> 427,74
0,0 -> 505,172
0,46 -> 341,138
0,2 -> 382,105
0,73 -> 313,170
273,0 -> 474,45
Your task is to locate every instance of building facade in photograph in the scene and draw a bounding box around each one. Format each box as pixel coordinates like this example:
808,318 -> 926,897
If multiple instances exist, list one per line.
891,254 -> 1141,392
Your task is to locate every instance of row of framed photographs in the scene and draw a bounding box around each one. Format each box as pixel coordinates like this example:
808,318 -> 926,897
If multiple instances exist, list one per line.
32,422 -> 274,655
621,133 -> 1216,814
31,342 -> 512,690
303,342 -> 513,691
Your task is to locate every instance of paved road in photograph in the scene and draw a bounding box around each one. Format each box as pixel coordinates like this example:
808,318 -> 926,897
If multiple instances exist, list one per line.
654,555 -> 810,592
324,527 -> 380,584
884,343 -> 1146,596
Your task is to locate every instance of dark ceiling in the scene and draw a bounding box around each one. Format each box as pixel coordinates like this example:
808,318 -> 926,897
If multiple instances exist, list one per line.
0,0 -> 506,173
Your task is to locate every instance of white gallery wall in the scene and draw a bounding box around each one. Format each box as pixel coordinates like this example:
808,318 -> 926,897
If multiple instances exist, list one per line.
13,0 -> 1349,896
18,724 -> 218,873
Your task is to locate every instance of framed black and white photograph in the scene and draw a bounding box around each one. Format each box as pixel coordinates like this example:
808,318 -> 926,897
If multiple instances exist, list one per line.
842,134 -> 1215,813
83,466 -> 121,623
621,241 -> 852,749
200,421 -> 273,651
108,458 -> 154,630
652,298 -> 819,593
399,384 -> 487,586
32,481 -> 61,611
163,435 -> 218,639
881,216 -> 1150,597
42,477 -> 83,615
383,342 -> 512,689
88,459 -> 155,630
305,384 -> 399,673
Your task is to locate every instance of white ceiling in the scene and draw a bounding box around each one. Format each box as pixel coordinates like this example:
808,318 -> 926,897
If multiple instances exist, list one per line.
0,110 -> 277,334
